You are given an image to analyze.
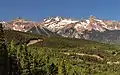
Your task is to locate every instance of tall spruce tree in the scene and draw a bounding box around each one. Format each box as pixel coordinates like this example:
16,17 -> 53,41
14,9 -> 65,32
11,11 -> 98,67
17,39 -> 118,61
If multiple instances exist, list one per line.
0,23 -> 8,75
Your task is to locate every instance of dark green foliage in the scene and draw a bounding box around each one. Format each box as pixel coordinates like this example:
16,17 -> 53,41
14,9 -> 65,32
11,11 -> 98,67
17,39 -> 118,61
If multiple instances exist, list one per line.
4,30 -> 44,44
1,29 -> 120,75
0,23 -> 8,75
7,44 -> 120,75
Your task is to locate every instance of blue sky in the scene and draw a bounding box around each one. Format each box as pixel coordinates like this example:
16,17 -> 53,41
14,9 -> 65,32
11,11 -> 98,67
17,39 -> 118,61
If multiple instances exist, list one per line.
0,0 -> 119,21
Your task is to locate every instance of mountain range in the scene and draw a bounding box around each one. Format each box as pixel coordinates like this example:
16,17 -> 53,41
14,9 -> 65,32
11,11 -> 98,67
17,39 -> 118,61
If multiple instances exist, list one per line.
1,16 -> 120,44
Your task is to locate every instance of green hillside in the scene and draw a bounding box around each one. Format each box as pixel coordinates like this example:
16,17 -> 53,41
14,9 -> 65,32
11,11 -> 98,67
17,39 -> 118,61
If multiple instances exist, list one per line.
1,30 -> 120,75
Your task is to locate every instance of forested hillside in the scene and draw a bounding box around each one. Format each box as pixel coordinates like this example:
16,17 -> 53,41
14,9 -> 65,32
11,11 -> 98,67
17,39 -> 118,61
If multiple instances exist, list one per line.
1,23 -> 120,75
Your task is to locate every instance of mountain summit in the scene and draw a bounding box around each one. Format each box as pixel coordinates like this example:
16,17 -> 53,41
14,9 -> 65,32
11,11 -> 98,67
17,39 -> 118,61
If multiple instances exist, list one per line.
1,16 -> 120,44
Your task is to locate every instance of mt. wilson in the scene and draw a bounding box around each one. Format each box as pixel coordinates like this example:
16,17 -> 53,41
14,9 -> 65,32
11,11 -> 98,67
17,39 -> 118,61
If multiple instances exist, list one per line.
2,16 -> 120,44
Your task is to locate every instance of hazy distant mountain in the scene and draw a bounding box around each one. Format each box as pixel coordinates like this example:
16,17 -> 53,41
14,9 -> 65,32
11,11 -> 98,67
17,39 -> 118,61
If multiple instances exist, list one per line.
88,30 -> 120,44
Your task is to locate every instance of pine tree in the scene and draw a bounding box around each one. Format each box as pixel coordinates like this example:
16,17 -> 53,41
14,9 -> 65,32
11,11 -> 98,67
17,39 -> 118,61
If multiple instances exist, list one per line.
17,44 -> 31,75
8,40 -> 21,75
0,23 -> 8,75
24,44 -> 31,75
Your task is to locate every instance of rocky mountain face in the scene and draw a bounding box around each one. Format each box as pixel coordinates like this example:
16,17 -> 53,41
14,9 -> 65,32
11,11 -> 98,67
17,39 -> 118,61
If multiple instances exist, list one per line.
1,16 -> 120,44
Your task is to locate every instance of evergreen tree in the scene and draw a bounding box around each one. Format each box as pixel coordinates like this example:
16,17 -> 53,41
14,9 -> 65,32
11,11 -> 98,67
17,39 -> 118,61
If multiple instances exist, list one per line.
0,23 -> 8,75
23,44 -> 31,75
8,40 -> 20,75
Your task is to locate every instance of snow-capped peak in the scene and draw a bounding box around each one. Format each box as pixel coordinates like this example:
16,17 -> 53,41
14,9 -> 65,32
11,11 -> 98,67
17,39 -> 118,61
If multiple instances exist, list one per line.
3,16 -> 120,39
41,16 -> 107,32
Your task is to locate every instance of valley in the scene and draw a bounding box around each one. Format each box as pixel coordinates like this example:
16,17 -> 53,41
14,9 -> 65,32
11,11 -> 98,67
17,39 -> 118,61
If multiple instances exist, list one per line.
1,16 -> 120,75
